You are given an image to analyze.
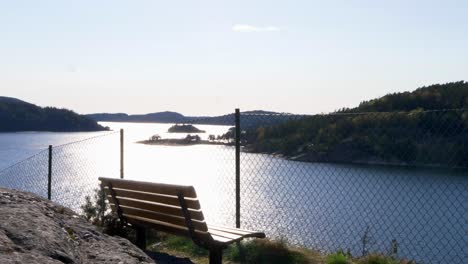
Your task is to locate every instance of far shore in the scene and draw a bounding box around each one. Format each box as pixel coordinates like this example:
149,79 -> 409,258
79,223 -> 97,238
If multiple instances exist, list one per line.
138,139 -> 232,146
138,139 -> 466,170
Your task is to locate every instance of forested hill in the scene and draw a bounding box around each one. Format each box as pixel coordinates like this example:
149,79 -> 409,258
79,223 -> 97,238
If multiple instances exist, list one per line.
87,110 -> 280,125
243,82 -> 468,168
0,97 -> 108,132
339,81 -> 467,113
87,112 -> 187,123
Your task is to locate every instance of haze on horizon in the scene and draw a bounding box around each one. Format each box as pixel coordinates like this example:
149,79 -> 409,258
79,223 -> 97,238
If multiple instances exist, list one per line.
1,0 -> 467,116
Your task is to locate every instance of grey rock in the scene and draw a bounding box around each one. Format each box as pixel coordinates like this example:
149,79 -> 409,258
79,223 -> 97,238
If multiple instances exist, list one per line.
0,188 -> 155,264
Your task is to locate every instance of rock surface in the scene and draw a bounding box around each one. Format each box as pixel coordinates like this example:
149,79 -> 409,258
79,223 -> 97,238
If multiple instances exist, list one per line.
0,187 -> 155,264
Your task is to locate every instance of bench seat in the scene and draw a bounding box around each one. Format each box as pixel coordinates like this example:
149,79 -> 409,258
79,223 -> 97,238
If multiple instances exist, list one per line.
99,177 -> 265,264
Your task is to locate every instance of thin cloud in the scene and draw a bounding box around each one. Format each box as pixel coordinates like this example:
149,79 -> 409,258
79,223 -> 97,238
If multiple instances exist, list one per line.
232,24 -> 282,33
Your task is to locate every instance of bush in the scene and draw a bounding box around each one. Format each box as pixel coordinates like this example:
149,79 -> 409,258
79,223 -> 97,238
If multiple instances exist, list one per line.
327,251 -> 351,264
80,188 -> 130,237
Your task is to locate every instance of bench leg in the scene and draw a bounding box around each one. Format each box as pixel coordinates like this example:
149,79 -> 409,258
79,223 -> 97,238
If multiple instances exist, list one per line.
135,226 -> 146,249
209,247 -> 223,264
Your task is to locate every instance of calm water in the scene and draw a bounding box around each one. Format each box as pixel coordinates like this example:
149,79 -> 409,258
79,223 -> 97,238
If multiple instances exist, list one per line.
0,122 -> 466,263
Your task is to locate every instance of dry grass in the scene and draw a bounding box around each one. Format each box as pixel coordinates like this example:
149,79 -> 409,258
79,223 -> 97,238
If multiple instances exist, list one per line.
147,234 -> 325,264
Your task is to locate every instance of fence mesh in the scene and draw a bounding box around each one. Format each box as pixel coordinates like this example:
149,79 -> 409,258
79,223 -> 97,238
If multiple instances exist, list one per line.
236,109 -> 467,264
51,132 -> 120,211
0,109 -> 466,263
0,149 -> 49,197
171,114 -> 237,227
0,131 -> 120,212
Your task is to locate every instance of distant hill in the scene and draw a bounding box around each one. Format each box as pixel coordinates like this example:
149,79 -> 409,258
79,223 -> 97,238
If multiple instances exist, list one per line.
189,110 -> 287,126
0,97 -> 108,132
0,97 -> 29,104
87,111 -> 187,123
87,110 -> 282,126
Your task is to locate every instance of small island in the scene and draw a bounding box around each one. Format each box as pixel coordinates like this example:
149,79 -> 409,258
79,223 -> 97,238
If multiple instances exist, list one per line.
167,124 -> 205,133
138,134 -> 231,146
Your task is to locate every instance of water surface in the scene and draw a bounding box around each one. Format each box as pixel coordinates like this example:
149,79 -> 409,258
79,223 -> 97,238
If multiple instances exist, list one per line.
0,122 -> 466,263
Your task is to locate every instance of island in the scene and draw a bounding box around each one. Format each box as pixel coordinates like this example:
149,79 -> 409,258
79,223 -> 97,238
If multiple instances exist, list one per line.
167,124 -> 206,133
0,96 -> 109,132
138,134 -> 230,146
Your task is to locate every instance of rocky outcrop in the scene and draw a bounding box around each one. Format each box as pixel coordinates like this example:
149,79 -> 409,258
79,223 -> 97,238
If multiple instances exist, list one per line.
0,188 -> 154,264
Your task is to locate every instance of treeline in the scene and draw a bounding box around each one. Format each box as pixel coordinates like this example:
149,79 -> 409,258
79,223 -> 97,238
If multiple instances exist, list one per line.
0,97 -> 108,132
338,81 -> 467,113
241,81 -> 468,168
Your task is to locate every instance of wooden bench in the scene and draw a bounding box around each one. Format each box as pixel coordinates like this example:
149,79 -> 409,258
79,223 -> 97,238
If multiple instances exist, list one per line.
99,177 -> 265,264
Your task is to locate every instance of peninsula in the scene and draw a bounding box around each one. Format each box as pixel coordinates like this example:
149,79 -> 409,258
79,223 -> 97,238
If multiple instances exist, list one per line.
0,97 -> 108,132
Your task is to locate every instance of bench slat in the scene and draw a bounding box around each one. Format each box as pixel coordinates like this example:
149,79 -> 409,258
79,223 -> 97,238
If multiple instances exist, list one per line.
99,177 -> 197,198
208,225 -> 252,235
207,229 -> 242,240
210,234 -> 234,243
109,197 -> 205,221
208,225 -> 266,238
125,215 -> 211,240
110,204 -> 208,232
104,187 -> 201,209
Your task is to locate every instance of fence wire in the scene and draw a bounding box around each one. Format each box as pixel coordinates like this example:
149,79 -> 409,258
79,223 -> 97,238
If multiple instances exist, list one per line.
235,109 -> 467,264
0,149 -> 49,197
0,109 -> 466,263
175,114 -> 237,227
0,131 -> 120,212
51,131 -> 120,211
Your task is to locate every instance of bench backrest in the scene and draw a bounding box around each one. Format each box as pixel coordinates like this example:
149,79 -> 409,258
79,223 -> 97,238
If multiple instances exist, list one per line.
99,177 -> 209,236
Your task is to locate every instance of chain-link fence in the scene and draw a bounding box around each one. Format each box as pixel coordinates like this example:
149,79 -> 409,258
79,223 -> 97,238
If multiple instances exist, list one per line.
51,132 -> 120,211
0,149 -> 49,197
0,109 -> 466,263
227,109 -> 467,264
0,131 -> 120,212
155,114 -> 237,228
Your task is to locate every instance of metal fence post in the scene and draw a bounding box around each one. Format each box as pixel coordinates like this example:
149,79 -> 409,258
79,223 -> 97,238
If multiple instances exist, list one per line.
47,145 -> 52,200
235,109 -> 241,228
120,129 -> 124,179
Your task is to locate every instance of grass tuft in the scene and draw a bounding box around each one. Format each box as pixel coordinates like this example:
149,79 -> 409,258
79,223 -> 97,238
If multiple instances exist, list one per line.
148,233 -> 323,263
161,235 -> 208,256
146,232 -> 412,264
327,251 -> 350,264
225,239 -> 311,264
356,254 -> 401,264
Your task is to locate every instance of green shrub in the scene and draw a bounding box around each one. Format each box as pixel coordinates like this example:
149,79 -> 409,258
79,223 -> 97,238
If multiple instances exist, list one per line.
160,234 -> 208,256
80,188 -> 130,238
327,251 -> 350,264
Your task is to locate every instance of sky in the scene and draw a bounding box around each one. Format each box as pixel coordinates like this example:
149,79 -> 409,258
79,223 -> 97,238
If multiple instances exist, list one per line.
0,0 -> 467,116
